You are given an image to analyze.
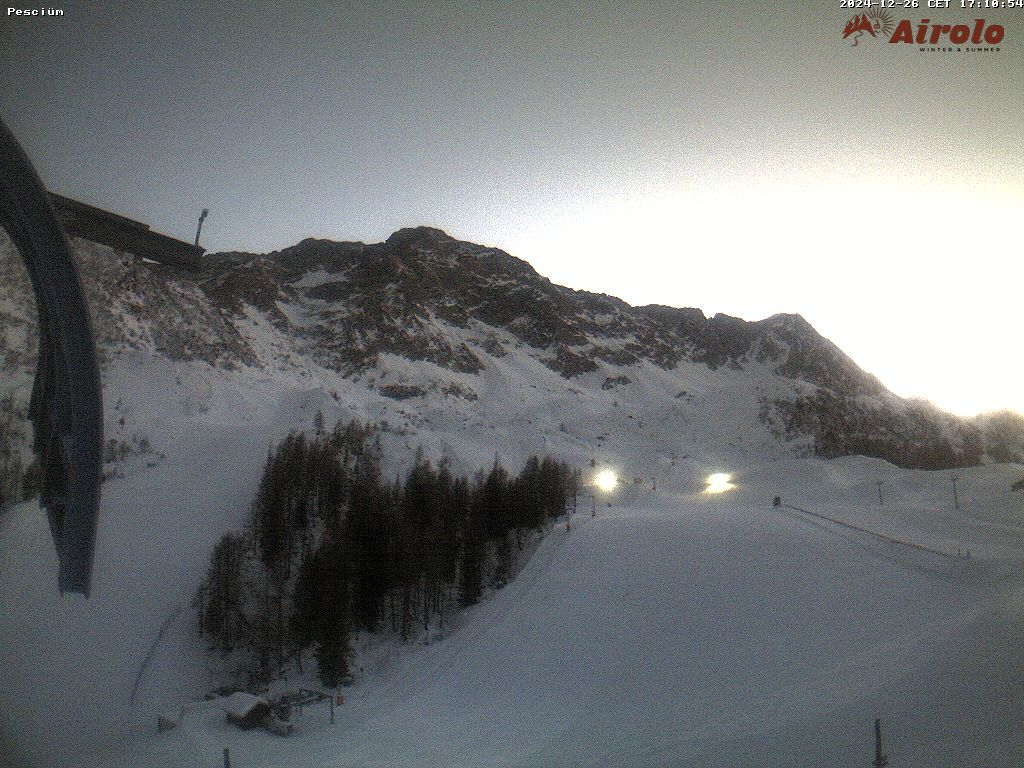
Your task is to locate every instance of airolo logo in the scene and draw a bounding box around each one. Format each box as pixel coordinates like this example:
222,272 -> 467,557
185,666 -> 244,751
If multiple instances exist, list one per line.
843,8 -> 895,45
888,19 -> 1004,45
844,12 -> 1005,47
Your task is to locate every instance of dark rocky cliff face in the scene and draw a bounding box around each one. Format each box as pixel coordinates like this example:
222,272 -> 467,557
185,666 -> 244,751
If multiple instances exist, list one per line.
201,227 -> 883,391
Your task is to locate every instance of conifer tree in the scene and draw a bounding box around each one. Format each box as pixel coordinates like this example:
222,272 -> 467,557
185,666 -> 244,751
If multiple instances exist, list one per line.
198,532 -> 247,653
200,419 -> 578,684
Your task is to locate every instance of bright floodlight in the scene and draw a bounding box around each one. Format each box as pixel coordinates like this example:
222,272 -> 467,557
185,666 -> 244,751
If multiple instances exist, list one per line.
594,469 -> 618,493
705,472 -> 735,494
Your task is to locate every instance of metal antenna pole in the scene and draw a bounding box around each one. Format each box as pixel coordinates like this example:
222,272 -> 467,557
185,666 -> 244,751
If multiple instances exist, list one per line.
952,476 -> 960,511
873,718 -> 888,767
194,208 -> 208,246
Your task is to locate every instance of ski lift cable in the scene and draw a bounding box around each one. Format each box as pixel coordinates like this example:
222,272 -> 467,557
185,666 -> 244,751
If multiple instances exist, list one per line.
782,503 -> 965,561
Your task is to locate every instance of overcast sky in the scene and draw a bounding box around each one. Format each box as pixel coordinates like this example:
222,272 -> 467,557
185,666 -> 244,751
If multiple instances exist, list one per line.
2,1 -> 1022,416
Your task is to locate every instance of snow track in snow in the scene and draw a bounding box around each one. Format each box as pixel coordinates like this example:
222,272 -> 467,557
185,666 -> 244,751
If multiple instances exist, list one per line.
131,602 -> 183,706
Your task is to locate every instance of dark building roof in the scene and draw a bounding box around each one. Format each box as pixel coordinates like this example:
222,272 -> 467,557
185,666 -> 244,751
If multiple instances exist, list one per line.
49,192 -> 205,271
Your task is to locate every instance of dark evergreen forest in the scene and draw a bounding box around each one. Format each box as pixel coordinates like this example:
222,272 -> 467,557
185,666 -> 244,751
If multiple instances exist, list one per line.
195,419 -> 579,687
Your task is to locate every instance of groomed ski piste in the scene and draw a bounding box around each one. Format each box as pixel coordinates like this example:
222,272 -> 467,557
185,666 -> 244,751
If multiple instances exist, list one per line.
2,356 -> 1023,768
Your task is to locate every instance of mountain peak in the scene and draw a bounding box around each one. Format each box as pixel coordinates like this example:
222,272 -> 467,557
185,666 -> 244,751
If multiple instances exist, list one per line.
385,226 -> 455,249
762,312 -> 814,331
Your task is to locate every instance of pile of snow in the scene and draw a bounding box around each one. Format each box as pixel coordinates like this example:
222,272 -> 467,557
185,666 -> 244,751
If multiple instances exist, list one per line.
220,693 -> 268,721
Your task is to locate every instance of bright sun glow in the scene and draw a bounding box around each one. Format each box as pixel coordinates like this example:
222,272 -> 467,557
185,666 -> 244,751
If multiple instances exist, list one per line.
509,174 -> 1024,417
594,469 -> 618,493
705,472 -> 735,494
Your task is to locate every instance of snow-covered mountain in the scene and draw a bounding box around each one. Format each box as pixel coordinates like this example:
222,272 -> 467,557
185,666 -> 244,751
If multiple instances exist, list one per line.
2,225 -> 1017,482
2,226 -> 1024,768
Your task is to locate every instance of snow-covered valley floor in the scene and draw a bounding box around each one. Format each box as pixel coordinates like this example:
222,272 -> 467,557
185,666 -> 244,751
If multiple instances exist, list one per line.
3,445 -> 1022,767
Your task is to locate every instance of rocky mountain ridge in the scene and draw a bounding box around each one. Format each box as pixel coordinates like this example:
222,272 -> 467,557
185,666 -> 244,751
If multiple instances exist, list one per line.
203,227 -> 885,393
2,225 -> 1021,473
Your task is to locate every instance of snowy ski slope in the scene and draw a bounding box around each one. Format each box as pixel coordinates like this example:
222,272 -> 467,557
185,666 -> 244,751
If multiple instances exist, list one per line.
0,286 -> 1021,766
4,404 -> 1022,766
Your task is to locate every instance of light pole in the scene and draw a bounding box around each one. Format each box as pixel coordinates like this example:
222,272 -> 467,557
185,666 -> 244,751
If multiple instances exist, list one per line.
194,207 -> 208,247
873,718 -> 888,767
577,487 -> 597,518
593,469 -> 618,510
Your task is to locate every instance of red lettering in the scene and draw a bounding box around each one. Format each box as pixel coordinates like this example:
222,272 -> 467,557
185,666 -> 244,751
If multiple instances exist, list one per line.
971,19 -> 984,44
916,20 -> 931,44
890,20 -> 914,43
985,24 -> 1004,44
887,18 -> 1005,45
